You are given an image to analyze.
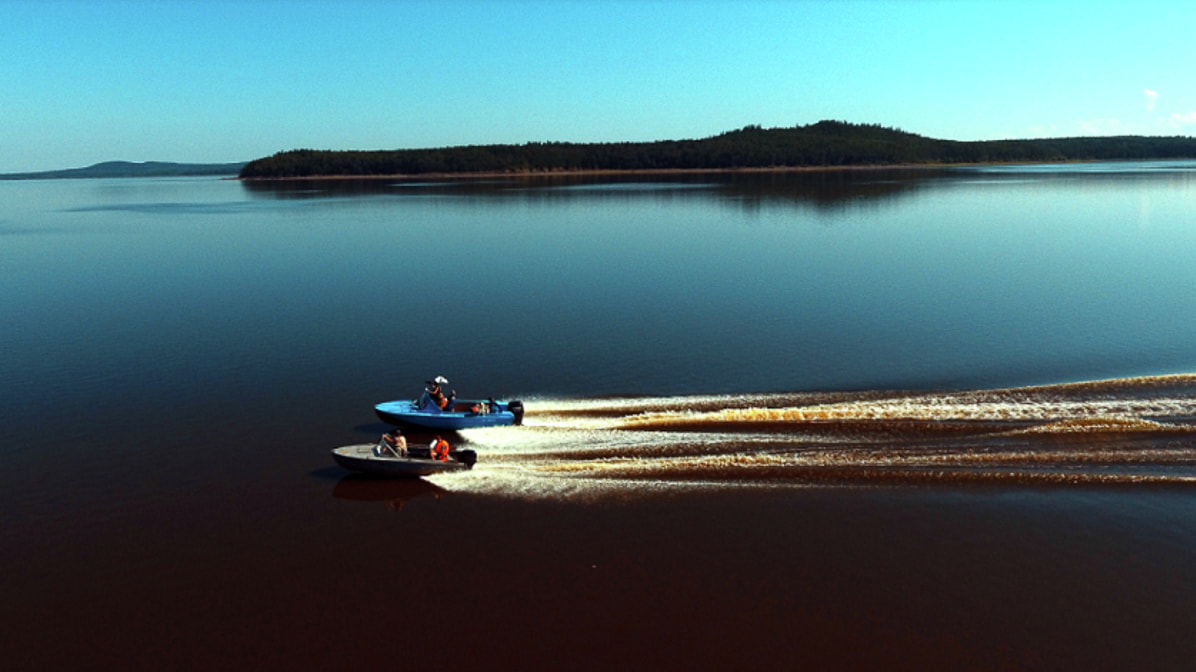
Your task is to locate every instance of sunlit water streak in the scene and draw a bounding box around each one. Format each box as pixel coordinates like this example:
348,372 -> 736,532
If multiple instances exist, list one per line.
430,375 -> 1196,500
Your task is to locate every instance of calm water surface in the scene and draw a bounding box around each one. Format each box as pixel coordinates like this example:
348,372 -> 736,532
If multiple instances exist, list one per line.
4,164 -> 1196,669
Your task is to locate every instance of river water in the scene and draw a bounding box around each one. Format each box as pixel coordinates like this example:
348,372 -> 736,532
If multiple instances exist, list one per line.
4,164 -> 1196,669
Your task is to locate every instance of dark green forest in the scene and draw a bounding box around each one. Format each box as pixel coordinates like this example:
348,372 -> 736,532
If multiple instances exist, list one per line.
238,120 -> 1196,179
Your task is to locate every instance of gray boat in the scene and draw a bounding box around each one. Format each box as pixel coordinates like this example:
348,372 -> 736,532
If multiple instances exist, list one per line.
331,443 -> 476,477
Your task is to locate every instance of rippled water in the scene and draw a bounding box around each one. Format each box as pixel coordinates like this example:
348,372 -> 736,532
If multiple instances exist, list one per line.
5,165 -> 1196,669
433,374 -> 1196,502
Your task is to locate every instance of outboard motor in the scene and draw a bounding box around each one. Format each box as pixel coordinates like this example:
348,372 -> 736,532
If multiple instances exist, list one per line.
508,400 -> 524,425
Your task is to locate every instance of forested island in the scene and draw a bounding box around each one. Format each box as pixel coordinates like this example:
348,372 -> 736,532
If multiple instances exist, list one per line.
239,121 -> 1196,179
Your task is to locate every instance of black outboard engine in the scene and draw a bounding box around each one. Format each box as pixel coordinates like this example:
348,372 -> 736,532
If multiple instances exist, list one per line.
508,400 -> 524,425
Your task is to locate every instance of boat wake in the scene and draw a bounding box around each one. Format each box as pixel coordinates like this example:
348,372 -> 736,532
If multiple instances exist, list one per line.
433,375 -> 1196,501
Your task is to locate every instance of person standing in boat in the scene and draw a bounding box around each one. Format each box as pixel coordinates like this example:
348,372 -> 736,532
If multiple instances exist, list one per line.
424,376 -> 453,410
430,436 -> 451,461
377,428 -> 407,457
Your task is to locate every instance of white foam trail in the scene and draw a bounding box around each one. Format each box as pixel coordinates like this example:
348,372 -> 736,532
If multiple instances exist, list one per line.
621,394 -> 1196,426
431,378 -> 1196,501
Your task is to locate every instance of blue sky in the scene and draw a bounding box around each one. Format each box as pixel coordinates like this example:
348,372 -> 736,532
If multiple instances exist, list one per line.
3,0 -> 1195,172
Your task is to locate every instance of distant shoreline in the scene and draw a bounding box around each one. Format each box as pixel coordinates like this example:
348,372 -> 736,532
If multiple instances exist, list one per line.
0,160 -> 246,180
238,121 -> 1196,180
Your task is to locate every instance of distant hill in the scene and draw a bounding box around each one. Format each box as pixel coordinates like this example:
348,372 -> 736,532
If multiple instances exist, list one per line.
0,160 -> 247,180
239,120 -> 1196,179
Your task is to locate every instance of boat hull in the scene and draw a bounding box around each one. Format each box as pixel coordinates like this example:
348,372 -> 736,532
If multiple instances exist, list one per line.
374,398 -> 523,430
331,444 -> 471,477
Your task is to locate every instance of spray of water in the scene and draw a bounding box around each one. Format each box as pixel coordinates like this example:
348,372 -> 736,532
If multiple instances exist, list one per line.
430,375 -> 1196,501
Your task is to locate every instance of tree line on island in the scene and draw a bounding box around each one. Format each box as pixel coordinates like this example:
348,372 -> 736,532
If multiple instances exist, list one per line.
238,120 -> 1196,179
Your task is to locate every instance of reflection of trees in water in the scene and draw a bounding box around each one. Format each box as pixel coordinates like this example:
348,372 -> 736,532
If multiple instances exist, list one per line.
715,169 -> 953,214
240,164 -> 1196,214
239,169 -> 955,211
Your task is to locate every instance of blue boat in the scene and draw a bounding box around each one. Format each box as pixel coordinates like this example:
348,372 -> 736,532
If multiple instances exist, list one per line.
375,395 -> 524,430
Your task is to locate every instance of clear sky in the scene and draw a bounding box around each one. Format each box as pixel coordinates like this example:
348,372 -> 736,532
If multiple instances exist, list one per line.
3,0 -> 1195,172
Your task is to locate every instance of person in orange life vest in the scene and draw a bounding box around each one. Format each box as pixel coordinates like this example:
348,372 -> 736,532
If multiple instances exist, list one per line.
430,436 -> 451,461
425,376 -> 453,410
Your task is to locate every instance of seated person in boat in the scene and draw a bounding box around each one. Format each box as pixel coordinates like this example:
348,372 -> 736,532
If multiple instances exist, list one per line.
430,436 -> 451,461
422,376 -> 455,411
376,428 -> 407,457
469,397 -> 501,415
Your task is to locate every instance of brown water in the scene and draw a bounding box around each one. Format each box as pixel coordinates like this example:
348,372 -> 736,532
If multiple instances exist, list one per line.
6,169 -> 1196,669
6,482 -> 1196,670
6,376 -> 1196,670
